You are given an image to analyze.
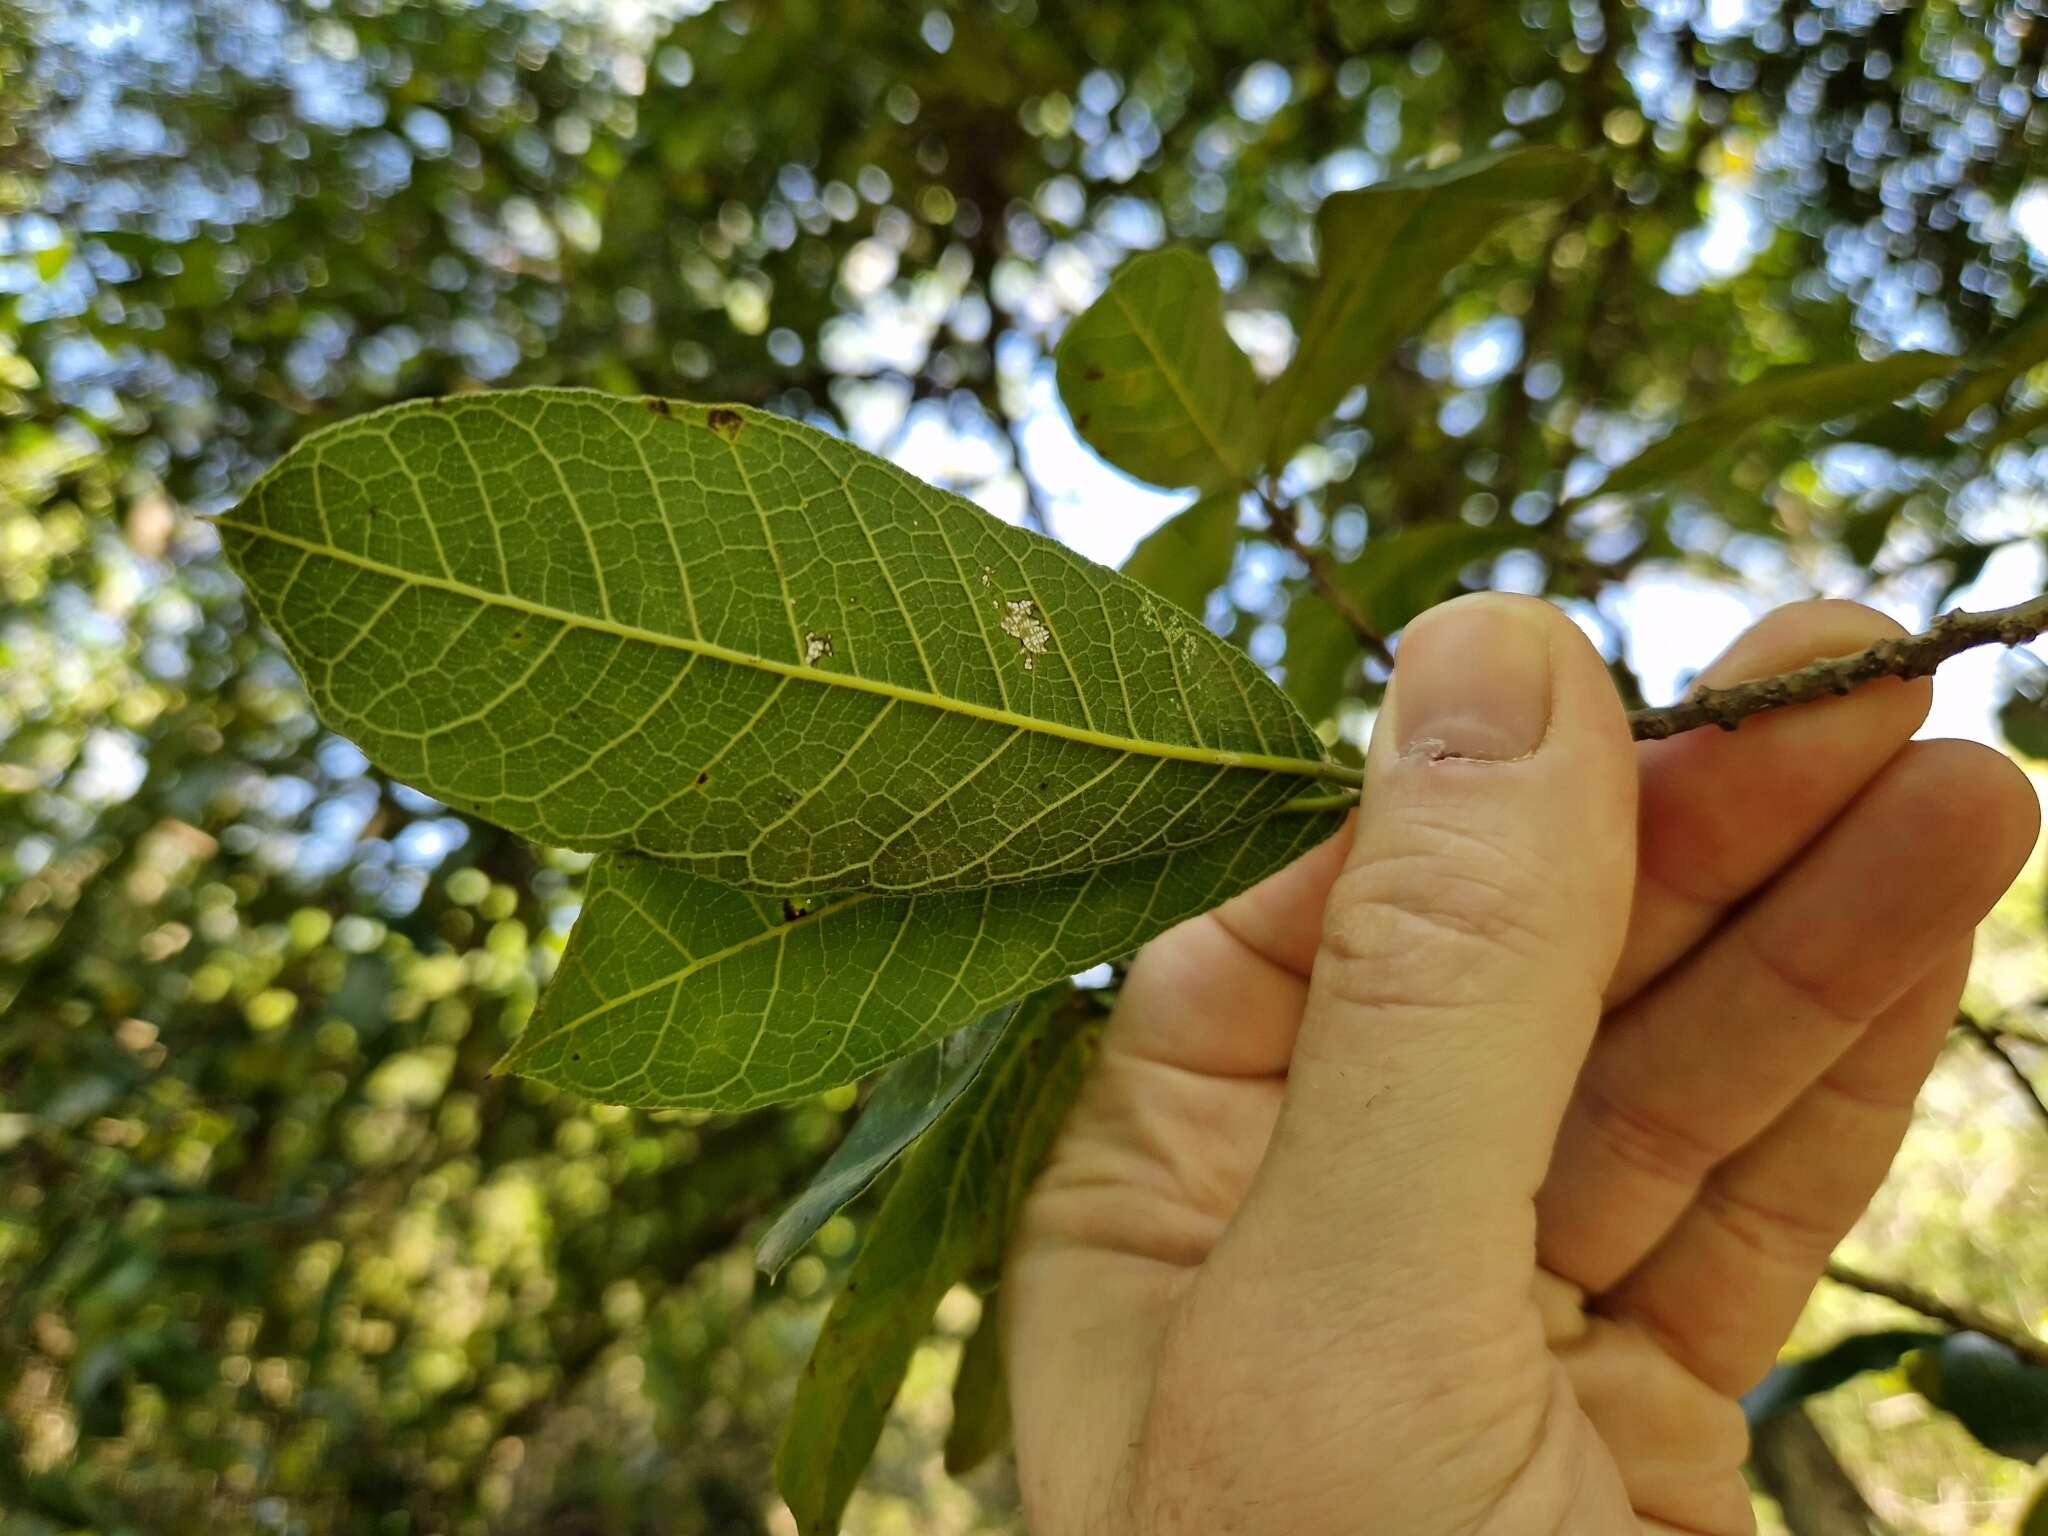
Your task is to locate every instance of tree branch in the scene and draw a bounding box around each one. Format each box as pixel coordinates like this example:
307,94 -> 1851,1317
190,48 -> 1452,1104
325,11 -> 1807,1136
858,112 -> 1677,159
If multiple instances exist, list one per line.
1822,1262 -> 2048,1369
1748,1407 -> 1897,1536
1957,1013 -> 2048,1137
1627,593 -> 2048,741
1261,491 -> 1397,673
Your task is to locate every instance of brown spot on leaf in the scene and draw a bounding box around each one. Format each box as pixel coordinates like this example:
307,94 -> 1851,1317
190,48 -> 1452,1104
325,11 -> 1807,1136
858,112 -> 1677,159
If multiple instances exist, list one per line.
780,898 -> 809,923
1081,365 -> 1105,381
695,770 -> 709,786
646,396 -> 671,416
706,407 -> 744,440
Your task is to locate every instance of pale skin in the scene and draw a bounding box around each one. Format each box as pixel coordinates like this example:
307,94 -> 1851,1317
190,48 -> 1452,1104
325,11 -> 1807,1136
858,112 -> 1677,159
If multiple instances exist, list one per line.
1004,597 -> 2042,1536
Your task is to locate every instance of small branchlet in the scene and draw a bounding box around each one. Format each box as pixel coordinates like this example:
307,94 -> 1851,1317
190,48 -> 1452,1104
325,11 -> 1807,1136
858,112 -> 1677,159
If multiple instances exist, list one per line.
1627,592 -> 2048,743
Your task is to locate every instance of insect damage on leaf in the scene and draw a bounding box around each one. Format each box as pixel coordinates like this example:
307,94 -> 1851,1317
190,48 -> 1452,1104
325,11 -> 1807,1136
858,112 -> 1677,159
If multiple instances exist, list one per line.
1141,598 -> 1201,666
999,598 -> 1051,670
705,406 -> 744,439
802,630 -> 833,665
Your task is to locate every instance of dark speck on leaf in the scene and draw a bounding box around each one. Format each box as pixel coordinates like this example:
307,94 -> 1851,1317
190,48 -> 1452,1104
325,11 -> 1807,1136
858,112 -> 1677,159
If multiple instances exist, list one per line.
646,396 -> 671,416
1081,366 -> 1105,381
570,1052 -> 581,1061
706,407 -> 744,440
780,898 -> 807,923
695,771 -> 709,786
1075,413 -> 1091,430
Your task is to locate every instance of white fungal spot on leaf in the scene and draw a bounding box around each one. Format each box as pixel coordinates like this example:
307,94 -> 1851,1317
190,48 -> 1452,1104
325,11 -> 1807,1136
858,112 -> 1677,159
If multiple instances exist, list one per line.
999,598 -> 1051,671
803,631 -> 833,665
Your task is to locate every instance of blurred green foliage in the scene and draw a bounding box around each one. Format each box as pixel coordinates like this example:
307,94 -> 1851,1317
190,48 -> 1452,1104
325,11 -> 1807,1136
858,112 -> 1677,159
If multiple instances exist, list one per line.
8,0 -> 2048,1531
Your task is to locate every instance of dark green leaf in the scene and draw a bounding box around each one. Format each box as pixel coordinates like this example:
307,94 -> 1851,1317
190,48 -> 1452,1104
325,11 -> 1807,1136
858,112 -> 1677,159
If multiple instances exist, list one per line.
1999,681 -> 2048,761
1910,1331 -> 2048,1463
756,1006 -> 1014,1277
1591,352 -> 1960,502
1055,248 -> 1265,492
943,1296 -> 1011,1475
1740,1329 -> 1945,1427
775,987 -> 1100,1533
502,806 -> 1344,1109
218,389 -> 1335,898
1121,491 -> 1243,616
1263,147 -> 1594,463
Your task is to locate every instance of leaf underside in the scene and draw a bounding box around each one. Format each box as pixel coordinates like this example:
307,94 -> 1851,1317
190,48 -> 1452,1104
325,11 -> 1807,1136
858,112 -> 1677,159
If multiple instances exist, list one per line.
1055,247 -> 1266,492
218,388 -> 1331,897
503,806 -> 1342,1110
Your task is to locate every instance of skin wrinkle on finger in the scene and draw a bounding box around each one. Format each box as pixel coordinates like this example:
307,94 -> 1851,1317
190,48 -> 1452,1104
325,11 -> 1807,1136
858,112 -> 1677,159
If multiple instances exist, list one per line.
1536,738 -> 2037,1295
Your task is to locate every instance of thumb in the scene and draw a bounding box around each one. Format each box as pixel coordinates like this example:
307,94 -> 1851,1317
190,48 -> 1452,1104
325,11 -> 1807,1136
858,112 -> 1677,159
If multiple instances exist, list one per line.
1234,593 -> 1637,1291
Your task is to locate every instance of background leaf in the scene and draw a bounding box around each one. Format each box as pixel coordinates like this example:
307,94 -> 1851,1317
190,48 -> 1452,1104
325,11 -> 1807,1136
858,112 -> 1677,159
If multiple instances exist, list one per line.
1054,248 -> 1264,491
503,807 -> 1345,1110
775,987 -> 1099,1534
755,1006 -> 1014,1277
220,389 -> 1333,897
1590,352 -> 1961,502
1741,1329 -> 1946,1426
1909,1331 -> 2048,1463
1262,146 -> 1594,463
1120,491 -> 1242,616
942,1295 -> 1011,1476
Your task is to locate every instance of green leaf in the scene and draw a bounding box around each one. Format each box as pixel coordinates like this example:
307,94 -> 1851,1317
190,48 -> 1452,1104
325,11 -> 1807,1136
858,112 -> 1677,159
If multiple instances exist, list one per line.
1590,352 -> 1961,503
1121,491 -> 1243,617
1911,1331 -> 2048,1463
1263,147 -> 1594,464
1740,1329 -> 1945,1427
943,1294 -> 1011,1475
776,987 -> 1100,1534
502,805 -> 1344,1109
1281,520 -> 1523,719
1055,248 -> 1264,491
2001,683 -> 2048,761
755,1005 -> 1013,1277
217,389 -> 1335,898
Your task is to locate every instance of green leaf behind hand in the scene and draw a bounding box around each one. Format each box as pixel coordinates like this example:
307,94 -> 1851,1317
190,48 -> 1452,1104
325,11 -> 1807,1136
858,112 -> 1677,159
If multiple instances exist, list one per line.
755,1006 -> 1013,1277
776,986 -> 1099,1533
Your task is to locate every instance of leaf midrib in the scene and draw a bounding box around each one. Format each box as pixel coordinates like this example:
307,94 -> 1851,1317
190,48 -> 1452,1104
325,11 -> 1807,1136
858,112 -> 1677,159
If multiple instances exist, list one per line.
1105,277 -> 1245,479
215,514 -> 1347,784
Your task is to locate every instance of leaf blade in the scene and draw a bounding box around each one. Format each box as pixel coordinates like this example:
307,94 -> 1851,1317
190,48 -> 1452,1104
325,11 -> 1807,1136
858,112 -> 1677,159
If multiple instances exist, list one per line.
218,388 -> 1333,896
776,986 -> 1099,1534
502,806 -> 1344,1110
1121,491 -> 1243,617
755,1006 -> 1013,1277
1055,248 -> 1264,491
1589,351 -> 1961,502
1263,147 -> 1594,463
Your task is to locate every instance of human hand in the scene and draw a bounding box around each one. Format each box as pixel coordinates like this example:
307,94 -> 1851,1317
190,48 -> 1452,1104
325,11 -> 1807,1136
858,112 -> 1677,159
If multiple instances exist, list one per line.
1002,597 -> 2039,1536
